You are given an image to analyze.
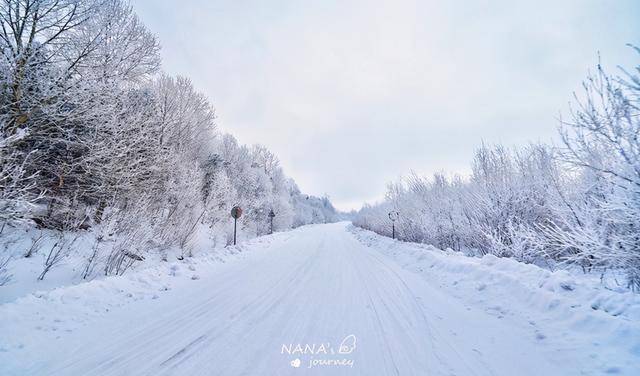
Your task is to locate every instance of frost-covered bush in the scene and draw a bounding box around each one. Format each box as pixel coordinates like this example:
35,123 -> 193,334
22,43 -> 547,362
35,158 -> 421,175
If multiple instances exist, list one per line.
542,51 -> 640,290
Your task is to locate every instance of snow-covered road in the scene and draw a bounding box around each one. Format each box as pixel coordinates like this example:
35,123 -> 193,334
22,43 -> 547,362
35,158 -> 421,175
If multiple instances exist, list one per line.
1,222 -> 637,375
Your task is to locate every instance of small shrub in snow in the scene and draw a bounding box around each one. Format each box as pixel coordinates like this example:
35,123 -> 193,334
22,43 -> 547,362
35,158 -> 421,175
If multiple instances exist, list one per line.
38,232 -> 77,281
0,255 -> 12,286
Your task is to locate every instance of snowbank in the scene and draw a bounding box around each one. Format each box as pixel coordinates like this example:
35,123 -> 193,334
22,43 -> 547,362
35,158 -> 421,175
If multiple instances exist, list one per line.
0,221 -> 250,304
349,224 -> 640,372
0,231 -> 284,359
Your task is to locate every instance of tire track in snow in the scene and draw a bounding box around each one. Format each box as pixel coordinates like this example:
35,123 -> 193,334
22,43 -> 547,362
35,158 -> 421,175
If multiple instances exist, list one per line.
359,243 -> 485,376
161,238 -> 325,374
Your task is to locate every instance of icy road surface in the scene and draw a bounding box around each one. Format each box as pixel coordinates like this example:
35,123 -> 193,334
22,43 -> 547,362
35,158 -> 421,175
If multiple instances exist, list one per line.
1,222 -> 637,375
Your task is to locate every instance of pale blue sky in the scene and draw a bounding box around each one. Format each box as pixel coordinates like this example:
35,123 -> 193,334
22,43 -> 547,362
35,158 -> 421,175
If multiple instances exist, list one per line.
130,0 -> 639,211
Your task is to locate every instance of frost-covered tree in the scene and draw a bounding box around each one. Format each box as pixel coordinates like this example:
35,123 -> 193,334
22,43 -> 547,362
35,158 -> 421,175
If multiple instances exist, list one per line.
0,0 -> 335,280
0,0 -> 101,223
541,50 -> 640,289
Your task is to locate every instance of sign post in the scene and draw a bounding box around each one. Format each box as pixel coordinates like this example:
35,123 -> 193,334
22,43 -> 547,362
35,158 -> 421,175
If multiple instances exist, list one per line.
231,206 -> 243,245
268,209 -> 276,234
388,211 -> 399,240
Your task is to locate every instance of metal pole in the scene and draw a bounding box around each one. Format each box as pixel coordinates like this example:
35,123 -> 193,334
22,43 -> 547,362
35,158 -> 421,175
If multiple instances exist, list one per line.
233,218 -> 237,245
270,217 -> 273,234
388,211 -> 399,240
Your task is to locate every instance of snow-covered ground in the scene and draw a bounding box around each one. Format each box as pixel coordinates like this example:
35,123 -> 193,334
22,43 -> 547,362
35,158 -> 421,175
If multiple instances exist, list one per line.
1,222 -> 638,375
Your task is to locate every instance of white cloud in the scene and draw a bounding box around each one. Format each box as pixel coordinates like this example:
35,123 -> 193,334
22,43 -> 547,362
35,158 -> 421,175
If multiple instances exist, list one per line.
131,0 -> 640,210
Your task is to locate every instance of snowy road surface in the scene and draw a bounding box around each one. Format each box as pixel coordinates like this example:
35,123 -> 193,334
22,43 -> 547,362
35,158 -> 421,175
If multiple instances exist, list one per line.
1,222 -> 637,375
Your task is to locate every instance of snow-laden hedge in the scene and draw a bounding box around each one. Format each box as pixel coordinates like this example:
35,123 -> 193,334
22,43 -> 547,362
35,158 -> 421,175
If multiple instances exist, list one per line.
354,52 -> 640,291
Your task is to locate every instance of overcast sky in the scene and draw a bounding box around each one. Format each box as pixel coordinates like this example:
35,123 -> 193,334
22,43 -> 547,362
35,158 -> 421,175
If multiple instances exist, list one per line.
130,0 -> 639,211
